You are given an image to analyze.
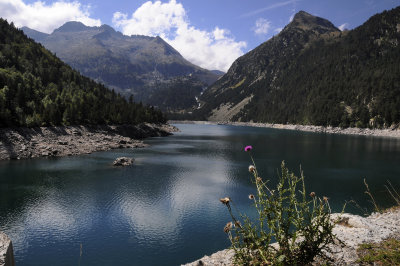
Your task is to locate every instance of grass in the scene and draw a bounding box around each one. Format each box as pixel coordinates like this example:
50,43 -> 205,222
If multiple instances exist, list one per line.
364,179 -> 400,214
357,238 -> 400,265
356,180 -> 400,265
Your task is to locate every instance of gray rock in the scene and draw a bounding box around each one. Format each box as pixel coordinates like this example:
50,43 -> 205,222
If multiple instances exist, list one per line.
0,231 -> 15,266
113,157 -> 134,166
184,209 -> 400,265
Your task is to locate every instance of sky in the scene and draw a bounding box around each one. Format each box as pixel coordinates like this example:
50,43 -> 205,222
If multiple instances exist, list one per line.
0,0 -> 398,71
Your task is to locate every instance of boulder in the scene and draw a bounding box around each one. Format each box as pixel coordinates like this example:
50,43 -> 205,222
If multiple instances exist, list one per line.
113,157 -> 134,166
0,231 -> 15,266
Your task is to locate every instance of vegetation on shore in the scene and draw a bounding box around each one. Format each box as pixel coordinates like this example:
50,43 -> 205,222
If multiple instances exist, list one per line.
220,146 -> 339,265
0,18 -> 166,128
220,146 -> 400,265
357,238 -> 400,265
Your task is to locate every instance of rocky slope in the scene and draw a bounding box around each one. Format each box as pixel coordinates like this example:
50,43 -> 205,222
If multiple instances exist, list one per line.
22,22 -> 221,110
0,123 -> 177,160
184,209 -> 400,265
196,10 -> 340,121
196,7 -> 400,129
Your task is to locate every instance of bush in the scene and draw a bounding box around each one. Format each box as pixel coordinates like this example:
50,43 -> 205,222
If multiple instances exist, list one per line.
220,146 -> 338,265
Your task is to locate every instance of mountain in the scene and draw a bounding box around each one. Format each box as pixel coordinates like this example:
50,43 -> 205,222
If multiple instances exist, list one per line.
22,22 -> 221,110
195,8 -> 400,128
0,18 -> 165,127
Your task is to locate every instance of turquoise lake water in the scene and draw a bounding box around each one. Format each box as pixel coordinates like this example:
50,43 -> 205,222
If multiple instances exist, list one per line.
0,123 -> 400,265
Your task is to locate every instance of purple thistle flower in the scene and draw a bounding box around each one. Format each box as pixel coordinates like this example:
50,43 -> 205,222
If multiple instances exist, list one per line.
244,145 -> 253,152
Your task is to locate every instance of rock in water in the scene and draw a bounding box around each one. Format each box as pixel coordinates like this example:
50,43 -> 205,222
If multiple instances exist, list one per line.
0,231 -> 15,266
113,157 -> 134,166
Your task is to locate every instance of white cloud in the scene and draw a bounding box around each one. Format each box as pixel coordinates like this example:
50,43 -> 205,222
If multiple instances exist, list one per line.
274,27 -> 283,33
253,18 -> 271,36
0,0 -> 101,33
338,23 -> 349,31
112,0 -> 246,72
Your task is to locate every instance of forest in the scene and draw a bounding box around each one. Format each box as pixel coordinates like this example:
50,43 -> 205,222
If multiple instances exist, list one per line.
195,7 -> 400,128
0,18 -> 166,127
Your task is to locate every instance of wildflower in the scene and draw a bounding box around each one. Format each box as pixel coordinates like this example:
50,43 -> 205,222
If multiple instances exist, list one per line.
249,165 -> 256,173
310,192 -> 316,198
249,194 -> 255,200
224,222 -> 233,233
256,176 -> 262,183
323,196 -> 329,202
244,145 -> 253,152
220,197 -> 230,205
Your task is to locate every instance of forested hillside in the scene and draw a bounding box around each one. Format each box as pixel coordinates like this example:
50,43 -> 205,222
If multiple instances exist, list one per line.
0,19 -> 165,127
196,7 -> 400,128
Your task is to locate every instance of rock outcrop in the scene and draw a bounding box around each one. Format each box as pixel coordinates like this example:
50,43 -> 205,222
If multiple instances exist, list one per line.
113,157 -> 134,166
0,231 -> 15,266
184,208 -> 400,265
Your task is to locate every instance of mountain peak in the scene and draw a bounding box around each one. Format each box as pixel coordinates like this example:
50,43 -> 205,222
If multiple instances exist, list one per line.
100,24 -> 116,32
21,26 -> 49,42
53,21 -> 89,33
289,11 -> 339,32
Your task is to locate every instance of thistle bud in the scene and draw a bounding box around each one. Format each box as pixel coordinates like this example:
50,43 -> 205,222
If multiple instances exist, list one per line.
248,194 -> 255,200
234,221 -> 242,228
248,165 -> 255,173
224,222 -> 233,233
310,192 -> 316,198
219,197 -> 230,205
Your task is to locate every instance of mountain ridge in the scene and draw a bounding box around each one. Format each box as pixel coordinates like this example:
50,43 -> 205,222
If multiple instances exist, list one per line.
22,22 -> 222,110
194,7 -> 400,128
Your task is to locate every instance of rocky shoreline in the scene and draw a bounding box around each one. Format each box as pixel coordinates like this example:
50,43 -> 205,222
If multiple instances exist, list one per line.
184,208 -> 400,265
0,231 -> 14,266
170,121 -> 400,138
0,123 -> 178,161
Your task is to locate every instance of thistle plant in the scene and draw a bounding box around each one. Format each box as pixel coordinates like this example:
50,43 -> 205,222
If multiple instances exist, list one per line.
220,146 -> 338,265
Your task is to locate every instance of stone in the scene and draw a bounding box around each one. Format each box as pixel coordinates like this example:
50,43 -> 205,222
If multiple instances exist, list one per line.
0,231 -> 15,266
184,209 -> 400,265
113,157 -> 134,166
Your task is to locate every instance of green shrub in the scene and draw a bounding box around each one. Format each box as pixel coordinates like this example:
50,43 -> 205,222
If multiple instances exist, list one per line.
221,147 -> 339,265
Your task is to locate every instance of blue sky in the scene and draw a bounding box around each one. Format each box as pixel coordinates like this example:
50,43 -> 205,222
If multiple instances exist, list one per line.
0,0 -> 399,71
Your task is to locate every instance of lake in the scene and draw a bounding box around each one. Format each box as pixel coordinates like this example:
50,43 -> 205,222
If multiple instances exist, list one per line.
1,123 -> 400,265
